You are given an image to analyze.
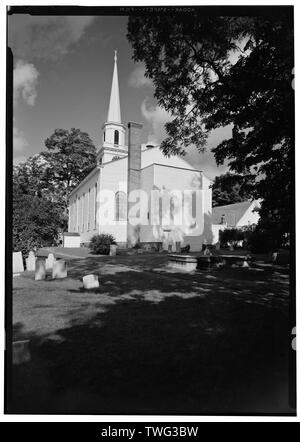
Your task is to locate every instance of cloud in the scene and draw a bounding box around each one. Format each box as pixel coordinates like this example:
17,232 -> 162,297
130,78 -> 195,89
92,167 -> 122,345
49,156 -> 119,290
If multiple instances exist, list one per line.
9,15 -> 95,62
13,126 -> 29,162
141,99 -> 170,144
129,65 -> 153,88
14,60 -> 39,106
141,98 -> 231,180
184,126 -> 232,180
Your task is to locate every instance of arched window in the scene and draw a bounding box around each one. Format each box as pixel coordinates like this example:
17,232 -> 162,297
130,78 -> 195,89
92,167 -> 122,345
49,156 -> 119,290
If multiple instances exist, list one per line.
170,196 -> 175,224
114,130 -> 119,145
115,191 -> 127,221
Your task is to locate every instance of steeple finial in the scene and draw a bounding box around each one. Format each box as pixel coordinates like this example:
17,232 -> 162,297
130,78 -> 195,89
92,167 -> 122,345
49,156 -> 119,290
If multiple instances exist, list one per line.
107,50 -> 121,123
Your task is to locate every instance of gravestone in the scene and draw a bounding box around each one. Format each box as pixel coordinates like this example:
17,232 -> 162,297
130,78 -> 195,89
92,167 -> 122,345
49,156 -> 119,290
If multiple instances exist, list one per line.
215,242 -> 221,251
52,260 -> 67,279
229,244 -> 235,252
83,274 -> 99,289
13,251 -> 24,273
109,244 -> 117,256
45,253 -> 56,270
168,244 -> 173,253
35,259 -> 46,280
175,242 -> 181,253
13,340 -> 30,365
26,251 -> 36,271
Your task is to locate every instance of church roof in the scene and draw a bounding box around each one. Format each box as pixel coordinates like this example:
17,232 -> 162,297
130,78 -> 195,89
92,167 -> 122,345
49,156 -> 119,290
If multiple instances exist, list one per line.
212,200 -> 254,226
107,50 -> 121,123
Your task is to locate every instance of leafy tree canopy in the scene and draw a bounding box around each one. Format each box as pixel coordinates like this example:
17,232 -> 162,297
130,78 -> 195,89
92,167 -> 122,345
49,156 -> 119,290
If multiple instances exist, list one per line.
13,128 -> 96,254
127,11 -> 294,242
13,183 -> 67,256
212,172 -> 254,207
13,128 -> 96,209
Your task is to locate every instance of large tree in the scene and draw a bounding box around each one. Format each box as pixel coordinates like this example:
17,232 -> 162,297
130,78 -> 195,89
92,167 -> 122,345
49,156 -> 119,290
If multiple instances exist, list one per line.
127,10 -> 294,244
13,128 -> 96,254
13,182 -> 67,255
14,128 -> 96,209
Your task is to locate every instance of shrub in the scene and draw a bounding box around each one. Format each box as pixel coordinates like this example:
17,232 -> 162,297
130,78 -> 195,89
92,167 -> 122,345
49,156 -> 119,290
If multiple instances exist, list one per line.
89,234 -> 116,255
219,228 -> 245,248
244,230 -> 276,254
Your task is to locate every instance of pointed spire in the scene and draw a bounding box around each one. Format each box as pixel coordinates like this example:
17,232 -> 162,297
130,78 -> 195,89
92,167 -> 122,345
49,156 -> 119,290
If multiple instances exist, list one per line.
107,50 -> 121,123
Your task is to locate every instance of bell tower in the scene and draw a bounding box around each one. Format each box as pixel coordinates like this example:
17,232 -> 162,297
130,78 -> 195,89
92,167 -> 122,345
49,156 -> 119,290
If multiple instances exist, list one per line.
97,50 -> 127,164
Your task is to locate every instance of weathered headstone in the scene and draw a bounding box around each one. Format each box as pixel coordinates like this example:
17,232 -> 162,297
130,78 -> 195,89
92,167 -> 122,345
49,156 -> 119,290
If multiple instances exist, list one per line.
35,259 -> 46,280
229,244 -> 235,252
215,242 -> 221,251
26,251 -> 36,271
45,253 -> 56,270
109,244 -> 117,256
13,340 -> 31,365
168,244 -> 173,253
52,260 -> 67,279
175,242 -> 181,253
83,274 -> 99,289
13,251 -> 24,273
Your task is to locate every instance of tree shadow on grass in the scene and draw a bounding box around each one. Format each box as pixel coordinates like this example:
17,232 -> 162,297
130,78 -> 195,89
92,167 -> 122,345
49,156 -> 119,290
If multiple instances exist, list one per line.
9,286 -> 292,415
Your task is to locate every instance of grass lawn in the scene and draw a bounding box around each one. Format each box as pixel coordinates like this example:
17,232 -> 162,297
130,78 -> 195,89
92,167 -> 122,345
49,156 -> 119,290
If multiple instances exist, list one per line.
9,253 -> 293,414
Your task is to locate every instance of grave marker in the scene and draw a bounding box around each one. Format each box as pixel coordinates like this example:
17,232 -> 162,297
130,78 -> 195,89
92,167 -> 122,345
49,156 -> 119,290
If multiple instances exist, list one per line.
83,274 -> 99,289
26,251 -> 36,271
109,244 -> 117,256
52,260 -> 67,279
13,340 -> 31,365
13,251 -> 24,273
45,253 -> 56,270
35,259 -> 46,280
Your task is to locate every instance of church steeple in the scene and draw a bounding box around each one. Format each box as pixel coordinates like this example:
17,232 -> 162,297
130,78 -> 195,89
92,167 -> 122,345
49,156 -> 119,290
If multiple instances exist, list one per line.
107,50 -> 121,123
97,51 -> 127,165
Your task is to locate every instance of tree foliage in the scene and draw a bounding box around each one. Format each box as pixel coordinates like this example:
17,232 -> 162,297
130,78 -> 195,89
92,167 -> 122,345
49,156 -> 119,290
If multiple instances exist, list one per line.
127,11 -> 294,244
13,128 -> 96,254
14,128 -> 96,209
13,183 -> 67,256
219,228 -> 245,248
212,172 -> 254,207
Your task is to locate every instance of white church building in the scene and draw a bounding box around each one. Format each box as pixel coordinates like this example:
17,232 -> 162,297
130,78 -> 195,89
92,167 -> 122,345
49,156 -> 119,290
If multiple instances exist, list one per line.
68,52 -> 213,252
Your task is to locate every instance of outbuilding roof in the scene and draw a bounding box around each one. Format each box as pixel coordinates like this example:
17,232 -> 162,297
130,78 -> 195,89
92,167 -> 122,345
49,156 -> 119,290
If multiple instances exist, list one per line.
212,200 -> 255,226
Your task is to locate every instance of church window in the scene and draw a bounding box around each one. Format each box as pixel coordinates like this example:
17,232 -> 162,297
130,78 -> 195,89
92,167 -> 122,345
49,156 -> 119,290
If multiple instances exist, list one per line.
94,183 -> 97,229
170,197 -> 175,224
88,188 -> 90,231
82,193 -> 85,232
115,191 -> 126,221
114,130 -> 119,145
77,196 -> 80,232
103,131 -> 105,142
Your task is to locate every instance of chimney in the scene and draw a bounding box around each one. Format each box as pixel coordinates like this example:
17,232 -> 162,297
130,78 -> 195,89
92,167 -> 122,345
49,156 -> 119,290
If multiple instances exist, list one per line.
127,122 -> 143,247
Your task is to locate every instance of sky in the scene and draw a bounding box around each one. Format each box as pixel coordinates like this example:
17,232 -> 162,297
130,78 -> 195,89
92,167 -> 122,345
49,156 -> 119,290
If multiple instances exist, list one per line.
9,13 -> 229,179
